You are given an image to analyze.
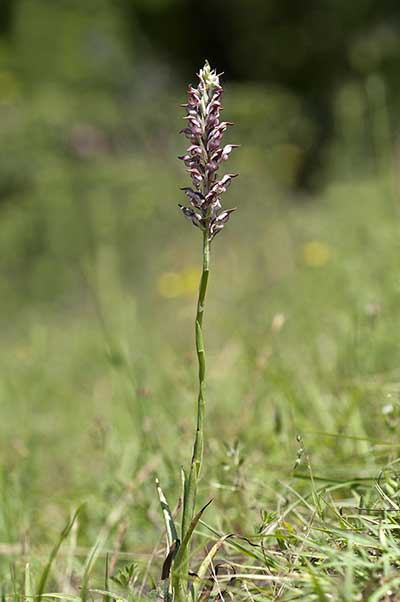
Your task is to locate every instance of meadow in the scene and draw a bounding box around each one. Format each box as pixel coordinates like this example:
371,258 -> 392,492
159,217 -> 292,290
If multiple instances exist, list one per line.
1,63 -> 400,599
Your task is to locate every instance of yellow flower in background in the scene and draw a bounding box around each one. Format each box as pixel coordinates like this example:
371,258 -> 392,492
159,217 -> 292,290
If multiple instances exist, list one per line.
303,241 -> 332,268
158,267 -> 201,298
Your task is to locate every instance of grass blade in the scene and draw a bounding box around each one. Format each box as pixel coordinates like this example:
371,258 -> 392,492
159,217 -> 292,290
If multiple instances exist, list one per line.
36,505 -> 83,602
104,553 -> 110,602
25,563 -> 33,601
192,534 -> 232,601
81,479 -> 137,600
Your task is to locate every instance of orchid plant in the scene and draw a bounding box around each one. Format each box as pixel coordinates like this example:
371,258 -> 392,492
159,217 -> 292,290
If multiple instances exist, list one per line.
157,61 -> 238,602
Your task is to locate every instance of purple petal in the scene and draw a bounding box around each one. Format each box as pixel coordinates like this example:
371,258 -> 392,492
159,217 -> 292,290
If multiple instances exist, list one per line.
221,144 -> 240,160
208,173 -> 238,197
178,204 -> 204,229
216,208 -> 236,224
180,187 -> 205,208
187,144 -> 202,156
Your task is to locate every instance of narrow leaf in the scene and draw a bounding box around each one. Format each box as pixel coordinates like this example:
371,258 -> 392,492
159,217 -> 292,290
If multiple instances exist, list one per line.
162,539 -> 180,580
156,478 -> 179,548
174,499 -> 213,572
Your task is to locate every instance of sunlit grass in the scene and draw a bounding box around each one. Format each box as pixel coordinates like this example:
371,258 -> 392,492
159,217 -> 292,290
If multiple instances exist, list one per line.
0,157 -> 400,598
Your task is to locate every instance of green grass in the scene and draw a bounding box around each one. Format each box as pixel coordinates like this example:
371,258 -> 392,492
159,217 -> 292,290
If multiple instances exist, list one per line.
1,149 -> 400,599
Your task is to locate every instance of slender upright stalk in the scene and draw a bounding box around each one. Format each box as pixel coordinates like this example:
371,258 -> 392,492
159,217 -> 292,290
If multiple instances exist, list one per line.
181,227 -> 210,537
173,228 -> 209,601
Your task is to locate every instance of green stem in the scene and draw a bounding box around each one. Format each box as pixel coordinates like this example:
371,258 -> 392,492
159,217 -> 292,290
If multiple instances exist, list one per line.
175,227 -> 210,599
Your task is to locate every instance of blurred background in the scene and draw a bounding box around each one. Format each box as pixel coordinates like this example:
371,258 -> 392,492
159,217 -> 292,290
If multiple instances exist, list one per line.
1,0 -> 400,313
2,0 -> 400,565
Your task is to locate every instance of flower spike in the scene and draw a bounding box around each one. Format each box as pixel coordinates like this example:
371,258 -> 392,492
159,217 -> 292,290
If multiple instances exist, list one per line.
178,61 -> 238,242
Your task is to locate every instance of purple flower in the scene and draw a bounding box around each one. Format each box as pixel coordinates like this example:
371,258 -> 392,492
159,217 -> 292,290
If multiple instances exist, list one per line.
178,61 -> 238,241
